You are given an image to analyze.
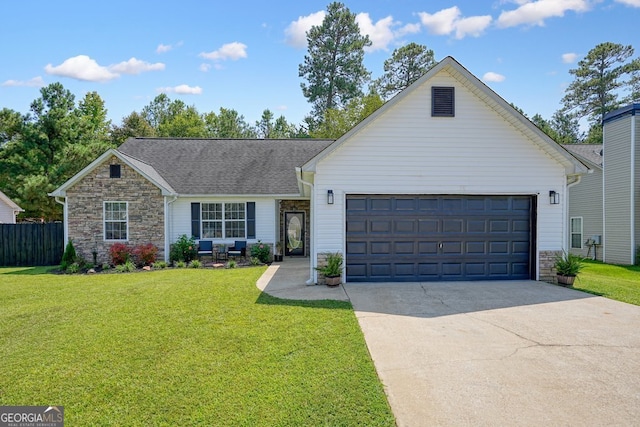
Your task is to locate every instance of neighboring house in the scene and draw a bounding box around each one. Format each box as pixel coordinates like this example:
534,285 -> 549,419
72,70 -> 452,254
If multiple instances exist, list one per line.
564,144 -> 603,261
50,56 -> 588,283
602,104 -> 640,265
0,190 -> 24,223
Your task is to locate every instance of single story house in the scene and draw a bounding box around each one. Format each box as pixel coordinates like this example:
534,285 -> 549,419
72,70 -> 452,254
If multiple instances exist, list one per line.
50,56 -> 588,283
0,189 -> 24,223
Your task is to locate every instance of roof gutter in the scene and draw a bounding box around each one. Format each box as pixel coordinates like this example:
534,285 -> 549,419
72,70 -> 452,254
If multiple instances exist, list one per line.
296,167 -> 316,286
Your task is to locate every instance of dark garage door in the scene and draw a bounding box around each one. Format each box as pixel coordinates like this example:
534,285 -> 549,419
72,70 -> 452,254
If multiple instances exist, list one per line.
346,195 -> 534,282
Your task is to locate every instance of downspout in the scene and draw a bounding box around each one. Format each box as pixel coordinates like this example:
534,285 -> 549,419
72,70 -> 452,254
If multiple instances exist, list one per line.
296,167 -> 316,285
564,174 -> 583,253
164,195 -> 178,262
54,196 -> 68,248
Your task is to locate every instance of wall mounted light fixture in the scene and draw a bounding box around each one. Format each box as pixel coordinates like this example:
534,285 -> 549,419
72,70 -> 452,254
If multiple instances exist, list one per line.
327,190 -> 334,205
549,190 -> 560,205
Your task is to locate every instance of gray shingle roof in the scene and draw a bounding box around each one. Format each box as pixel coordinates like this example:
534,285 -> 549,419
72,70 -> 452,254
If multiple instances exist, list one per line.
117,138 -> 334,195
563,144 -> 603,168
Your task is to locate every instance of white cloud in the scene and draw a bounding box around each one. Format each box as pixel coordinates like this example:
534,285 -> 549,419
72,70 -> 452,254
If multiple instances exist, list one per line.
497,0 -> 592,28
454,15 -> 493,39
157,84 -> 203,95
45,55 -> 119,82
156,41 -> 183,54
483,72 -> 506,82
396,22 -> 421,37
44,55 -> 164,82
562,52 -> 578,63
199,63 -> 211,72
419,6 -> 461,35
199,42 -> 248,61
110,57 -> 165,74
615,0 -> 640,6
284,11 -> 326,48
157,43 -> 172,53
418,6 -> 492,39
1,76 -> 45,87
275,105 -> 288,111
356,13 -> 396,52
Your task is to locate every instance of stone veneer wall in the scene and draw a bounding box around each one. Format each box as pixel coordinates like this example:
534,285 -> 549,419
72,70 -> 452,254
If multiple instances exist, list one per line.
65,156 -> 165,264
539,250 -> 561,284
279,200 -> 310,257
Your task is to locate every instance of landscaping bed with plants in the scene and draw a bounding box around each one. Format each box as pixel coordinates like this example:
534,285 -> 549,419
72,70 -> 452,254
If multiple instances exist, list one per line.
0,267 -> 395,426
57,235 -> 273,274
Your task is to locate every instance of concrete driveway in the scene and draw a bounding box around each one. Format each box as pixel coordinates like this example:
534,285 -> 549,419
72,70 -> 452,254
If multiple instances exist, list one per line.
343,280 -> 640,426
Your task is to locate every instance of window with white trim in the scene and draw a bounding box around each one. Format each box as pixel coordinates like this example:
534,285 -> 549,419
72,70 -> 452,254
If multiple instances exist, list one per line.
200,203 -> 246,239
104,202 -> 128,240
570,217 -> 583,249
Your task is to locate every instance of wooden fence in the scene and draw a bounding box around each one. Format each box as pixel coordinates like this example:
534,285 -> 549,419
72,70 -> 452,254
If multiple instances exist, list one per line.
0,223 -> 64,266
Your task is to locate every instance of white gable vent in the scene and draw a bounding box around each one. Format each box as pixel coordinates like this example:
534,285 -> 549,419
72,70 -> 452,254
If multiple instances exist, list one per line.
432,86 -> 455,117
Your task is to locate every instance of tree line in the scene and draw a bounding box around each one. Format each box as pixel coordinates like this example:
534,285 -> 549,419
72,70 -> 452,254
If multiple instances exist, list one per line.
1,1 -> 639,220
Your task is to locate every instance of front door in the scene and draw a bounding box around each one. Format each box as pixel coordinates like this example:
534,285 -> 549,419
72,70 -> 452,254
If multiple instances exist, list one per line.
285,212 -> 305,256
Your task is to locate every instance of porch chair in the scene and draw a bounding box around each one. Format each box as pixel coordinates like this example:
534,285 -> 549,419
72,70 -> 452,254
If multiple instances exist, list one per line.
197,240 -> 214,261
227,240 -> 247,260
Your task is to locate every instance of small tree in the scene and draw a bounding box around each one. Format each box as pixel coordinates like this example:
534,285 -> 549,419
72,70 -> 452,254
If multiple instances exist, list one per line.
170,235 -> 197,263
60,240 -> 77,271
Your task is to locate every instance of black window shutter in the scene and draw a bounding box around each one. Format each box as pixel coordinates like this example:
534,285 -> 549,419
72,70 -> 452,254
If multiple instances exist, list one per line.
191,203 -> 201,239
246,202 -> 256,239
432,86 -> 455,117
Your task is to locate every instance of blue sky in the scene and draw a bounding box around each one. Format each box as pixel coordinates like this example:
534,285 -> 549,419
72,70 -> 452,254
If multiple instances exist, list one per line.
1,0 -> 639,128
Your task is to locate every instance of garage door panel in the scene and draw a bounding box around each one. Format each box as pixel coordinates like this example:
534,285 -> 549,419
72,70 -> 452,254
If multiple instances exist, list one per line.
395,220 -> 416,233
371,220 -> 391,232
419,220 -> 439,233
346,195 -> 532,282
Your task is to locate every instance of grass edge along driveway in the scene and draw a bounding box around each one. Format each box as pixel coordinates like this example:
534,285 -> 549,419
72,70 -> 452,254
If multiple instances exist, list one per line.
0,267 -> 395,426
573,260 -> 640,306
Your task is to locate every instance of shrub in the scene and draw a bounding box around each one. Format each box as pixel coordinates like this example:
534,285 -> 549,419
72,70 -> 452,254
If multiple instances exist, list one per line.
152,261 -> 167,269
170,235 -> 197,263
101,263 -> 111,271
250,257 -> 261,266
133,243 -> 158,266
226,259 -> 237,269
189,260 -> 202,269
110,243 -> 132,266
315,252 -> 344,277
115,260 -> 136,273
175,261 -> 187,268
60,240 -> 77,271
554,251 -> 585,276
250,240 -> 271,263
67,262 -> 80,274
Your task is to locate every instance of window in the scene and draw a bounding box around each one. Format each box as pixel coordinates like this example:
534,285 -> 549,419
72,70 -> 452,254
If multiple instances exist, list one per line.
110,164 -> 121,178
104,202 -> 128,240
225,203 -> 246,238
570,217 -> 583,249
432,86 -> 455,117
202,203 -> 223,238
198,202 -> 246,239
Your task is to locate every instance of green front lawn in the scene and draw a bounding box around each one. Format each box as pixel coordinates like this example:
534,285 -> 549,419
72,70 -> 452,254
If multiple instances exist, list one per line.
572,260 -> 640,306
0,267 -> 394,426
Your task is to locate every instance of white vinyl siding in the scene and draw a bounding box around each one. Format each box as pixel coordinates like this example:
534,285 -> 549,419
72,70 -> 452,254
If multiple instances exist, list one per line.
0,201 -> 17,223
170,197 -> 276,245
313,70 -> 567,267
604,116 -> 634,264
